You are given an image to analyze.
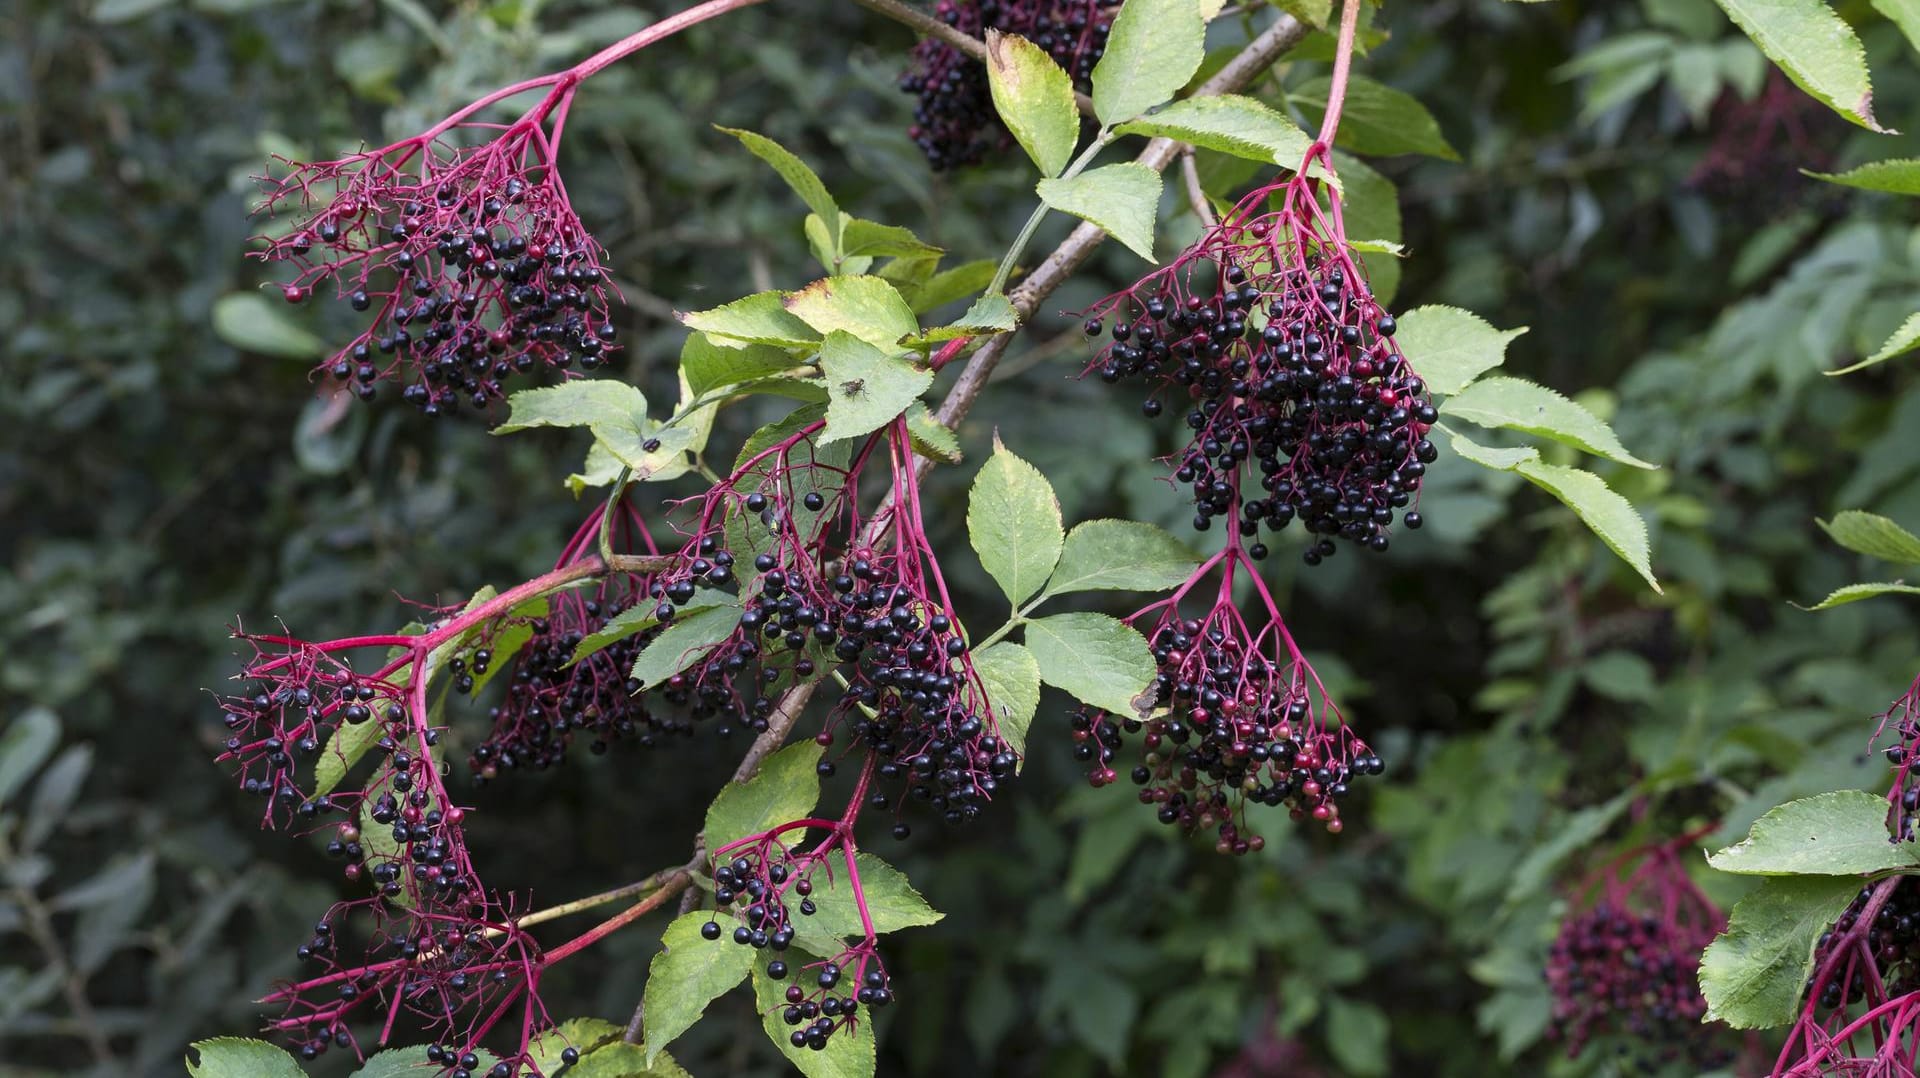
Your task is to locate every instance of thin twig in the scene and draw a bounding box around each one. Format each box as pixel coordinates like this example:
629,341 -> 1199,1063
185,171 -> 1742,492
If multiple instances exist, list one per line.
850,0 -> 986,61
1181,147 -> 1218,228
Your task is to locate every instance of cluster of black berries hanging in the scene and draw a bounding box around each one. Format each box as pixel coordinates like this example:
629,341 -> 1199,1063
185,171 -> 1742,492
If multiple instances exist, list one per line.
1544,831 -> 1733,1072
470,501 -> 679,778
255,79 -> 618,417
215,609 -> 551,1067
1082,169 -> 1436,564
699,833 -> 896,1053
1070,549 -> 1380,852
642,414 -> 1012,830
899,0 -> 1119,170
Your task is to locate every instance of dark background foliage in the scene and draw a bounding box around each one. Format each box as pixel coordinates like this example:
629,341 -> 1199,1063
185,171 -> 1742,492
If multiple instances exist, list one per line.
5,0 -> 1920,1075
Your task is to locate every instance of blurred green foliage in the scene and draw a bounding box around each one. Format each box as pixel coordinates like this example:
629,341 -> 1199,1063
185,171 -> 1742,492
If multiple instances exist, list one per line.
6,0 -> 1920,1075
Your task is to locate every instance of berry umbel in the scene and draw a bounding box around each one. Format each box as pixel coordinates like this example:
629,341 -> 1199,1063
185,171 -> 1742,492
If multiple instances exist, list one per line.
1545,829 -> 1733,1071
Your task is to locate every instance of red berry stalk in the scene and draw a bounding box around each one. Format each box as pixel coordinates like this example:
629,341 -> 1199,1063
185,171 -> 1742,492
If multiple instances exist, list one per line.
702,756 -> 896,1052
215,522 -> 671,1069
1081,0 -> 1434,562
471,498 -> 670,777
253,0 -> 771,417
1545,827 -> 1732,1070
1767,674 -> 1920,1075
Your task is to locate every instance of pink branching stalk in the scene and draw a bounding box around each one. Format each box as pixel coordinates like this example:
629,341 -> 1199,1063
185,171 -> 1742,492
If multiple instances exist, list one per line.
705,757 -> 896,1052
252,0 -> 772,416
1073,534 -> 1380,854
214,510 -> 664,1069
1766,676 -> 1920,1076
1081,0 -> 1432,564
471,498 -> 669,777
1545,828 -> 1733,1071
645,408 -> 1013,819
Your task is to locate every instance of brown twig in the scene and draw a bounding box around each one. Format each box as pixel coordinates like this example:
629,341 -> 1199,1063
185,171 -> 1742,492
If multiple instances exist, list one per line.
1181,147 -> 1218,227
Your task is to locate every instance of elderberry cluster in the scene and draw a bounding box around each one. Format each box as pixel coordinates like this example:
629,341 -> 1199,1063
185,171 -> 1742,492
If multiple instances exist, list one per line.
1545,902 -> 1729,1071
1087,254 -> 1433,563
259,124 -> 619,416
1072,610 -> 1381,852
1810,878 -> 1920,1012
642,424 -> 1011,826
698,850 -> 895,1051
216,650 -> 397,827
899,0 -> 1118,170
471,582 -> 684,778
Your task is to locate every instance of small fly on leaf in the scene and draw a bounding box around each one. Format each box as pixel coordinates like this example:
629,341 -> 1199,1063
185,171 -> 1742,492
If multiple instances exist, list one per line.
839,378 -> 866,398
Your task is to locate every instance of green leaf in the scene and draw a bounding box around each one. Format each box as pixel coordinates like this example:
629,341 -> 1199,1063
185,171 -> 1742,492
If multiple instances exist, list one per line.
1710,0 -> 1886,131
704,741 -> 824,849
643,911 -> 756,1061
1708,790 -> 1917,875
0,708 -> 60,807
1091,0 -> 1206,126
1700,874 -> 1862,1028
1445,426 -> 1540,471
212,293 -> 327,359
94,0 -> 177,22
1807,158 -> 1920,196
971,642 -> 1041,761
805,851 -> 944,937
495,381 -> 646,434
903,294 -> 1019,347
1394,305 -> 1525,396
968,438 -> 1065,606
904,260 -> 998,314
186,1037 -> 307,1078
840,217 -> 943,260
1025,612 -> 1157,716
1036,163 -> 1163,262
1442,376 -> 1656,469
1873,0 -> 1920,54
984,30 -> 1080,177
1335,151 -> 1400,300
818,331 -> 934,444
681,291 -> 822,349
1112,94 -> 1315,169
630,601 -> 744,689
1580,650 -> 1657,702
351,1047 -> 486,1077
572,603 -> 679,666
681,332 -> 802,397
1043,520 -> 1201,597
1514,461 -> 1661,593
1820,510 -> 1920,564
1503,789 -> 1638,907
784,276 -> 920,351
1828,311 -> 1920,375
903,402 -> 962,463
717,126 -> 841,247
1802,582 -> 1920,609
753,949 -> 876,1078
24,745 -> 91,849
526,1017 -> 622,1073
1325,998 -> 1390,1077
1291,75 -> 1460,160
